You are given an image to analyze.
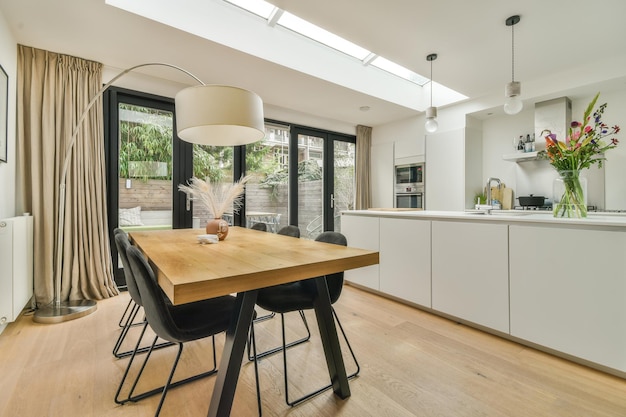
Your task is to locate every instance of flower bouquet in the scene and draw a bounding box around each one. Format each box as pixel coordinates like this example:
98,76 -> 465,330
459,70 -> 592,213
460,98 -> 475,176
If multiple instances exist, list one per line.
539,93 -> 620,218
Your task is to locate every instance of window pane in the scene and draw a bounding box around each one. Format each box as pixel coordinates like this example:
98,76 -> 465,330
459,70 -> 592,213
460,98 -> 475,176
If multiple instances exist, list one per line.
244,123 -> 290,232
192,145 -> 234,227
333,141 -> 356,233
118,103 -> 173,230
298,134 -> 324,239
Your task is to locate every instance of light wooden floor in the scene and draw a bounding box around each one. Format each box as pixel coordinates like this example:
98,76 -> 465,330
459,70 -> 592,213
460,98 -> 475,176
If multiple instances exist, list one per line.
1,285 -> 626,417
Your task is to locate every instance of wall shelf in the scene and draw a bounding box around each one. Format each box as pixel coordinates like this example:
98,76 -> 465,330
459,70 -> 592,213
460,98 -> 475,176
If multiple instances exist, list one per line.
502,151 -> 539,162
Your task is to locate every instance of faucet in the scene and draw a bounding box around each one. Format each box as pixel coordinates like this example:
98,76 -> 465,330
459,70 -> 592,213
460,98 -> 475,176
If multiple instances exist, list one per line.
486,177 -> 501,207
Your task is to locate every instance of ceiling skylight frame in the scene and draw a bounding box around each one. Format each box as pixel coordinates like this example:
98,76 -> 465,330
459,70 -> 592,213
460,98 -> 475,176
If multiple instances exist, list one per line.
224,0 -> 429,86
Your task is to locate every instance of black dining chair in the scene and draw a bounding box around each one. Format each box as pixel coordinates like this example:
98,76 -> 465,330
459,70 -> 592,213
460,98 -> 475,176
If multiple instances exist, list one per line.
112,229 -> 173,359
250,231 -> 360,408
250,222 -> 268,231
277,225 -> 300,238
114,228 -> 137,328
124,245 -> 261,417
248,224 -> 311,360
114,232 -> 202,405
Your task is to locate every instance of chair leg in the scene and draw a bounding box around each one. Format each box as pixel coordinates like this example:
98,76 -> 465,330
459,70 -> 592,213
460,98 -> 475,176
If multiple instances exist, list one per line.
253,311 -> 275,323
113,304 -> 174,359
249,319 -> 263,417
117,298 -> 134,327
152,342 -> 184,417
247,310 -> 311,361
122,335 -> 219,404
113,302 -> 141,357
283,308 -> 360,407
114,320 -> 151,405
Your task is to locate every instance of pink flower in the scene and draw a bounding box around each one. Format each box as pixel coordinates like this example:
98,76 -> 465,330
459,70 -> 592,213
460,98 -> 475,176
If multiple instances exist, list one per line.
571,121 -> 581,128
584,125 -> 592,133
572,131 -> 581,141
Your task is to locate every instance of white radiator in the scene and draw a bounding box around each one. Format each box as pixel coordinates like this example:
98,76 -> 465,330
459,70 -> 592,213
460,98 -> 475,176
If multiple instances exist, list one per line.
0,216 -> 34,324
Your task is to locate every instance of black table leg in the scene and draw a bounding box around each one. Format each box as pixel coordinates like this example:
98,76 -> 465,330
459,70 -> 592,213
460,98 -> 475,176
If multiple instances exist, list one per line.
312,276 -> 351,399
207,290 -> 258,417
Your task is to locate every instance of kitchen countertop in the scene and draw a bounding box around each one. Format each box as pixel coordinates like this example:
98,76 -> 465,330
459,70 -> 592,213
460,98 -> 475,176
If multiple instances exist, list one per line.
342,209 -> 626,228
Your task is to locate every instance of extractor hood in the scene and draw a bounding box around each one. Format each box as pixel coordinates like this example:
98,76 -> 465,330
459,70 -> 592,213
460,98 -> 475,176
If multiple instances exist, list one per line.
534,97 -> 572,152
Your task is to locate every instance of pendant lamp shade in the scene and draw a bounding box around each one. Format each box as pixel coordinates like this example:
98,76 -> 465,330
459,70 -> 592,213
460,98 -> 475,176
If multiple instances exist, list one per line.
175,85 -> 265,146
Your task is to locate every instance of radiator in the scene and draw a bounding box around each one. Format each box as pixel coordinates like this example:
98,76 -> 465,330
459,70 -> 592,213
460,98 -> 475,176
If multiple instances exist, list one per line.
0,216 -> 34,324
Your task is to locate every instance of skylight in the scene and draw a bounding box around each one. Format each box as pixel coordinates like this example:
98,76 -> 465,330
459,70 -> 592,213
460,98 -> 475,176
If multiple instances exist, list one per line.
278,12 -> 371,61
225,0 -> 428,86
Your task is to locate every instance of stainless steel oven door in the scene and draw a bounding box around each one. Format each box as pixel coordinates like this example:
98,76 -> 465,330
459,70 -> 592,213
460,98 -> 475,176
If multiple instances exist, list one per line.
396,193 -> 423,209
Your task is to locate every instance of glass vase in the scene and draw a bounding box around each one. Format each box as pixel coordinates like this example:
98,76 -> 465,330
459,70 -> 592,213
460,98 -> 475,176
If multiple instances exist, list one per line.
553,170 -> 587,218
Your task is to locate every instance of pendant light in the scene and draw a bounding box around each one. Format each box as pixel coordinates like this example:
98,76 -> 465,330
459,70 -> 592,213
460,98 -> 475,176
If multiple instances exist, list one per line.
425,53 -> 438,133
504,15 -> 523,115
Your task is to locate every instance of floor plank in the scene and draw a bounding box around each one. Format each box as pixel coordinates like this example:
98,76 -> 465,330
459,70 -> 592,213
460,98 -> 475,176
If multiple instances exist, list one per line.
1,285 -> 625,417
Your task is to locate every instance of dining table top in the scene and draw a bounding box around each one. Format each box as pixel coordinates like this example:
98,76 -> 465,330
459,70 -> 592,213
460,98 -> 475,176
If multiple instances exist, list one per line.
129,227 -> 379,305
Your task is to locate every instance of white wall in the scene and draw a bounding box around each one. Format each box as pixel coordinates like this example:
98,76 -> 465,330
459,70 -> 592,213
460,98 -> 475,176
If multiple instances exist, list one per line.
480,91 -> 626,209
0,8 -> 17,219
374,85 -> 626,211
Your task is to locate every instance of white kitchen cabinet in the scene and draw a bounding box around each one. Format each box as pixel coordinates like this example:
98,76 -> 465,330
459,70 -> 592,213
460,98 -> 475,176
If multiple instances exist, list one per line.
510,225 -> 626,372
379,218 -> 431,307
425,127 -> 482,211
394,138 -> 423,160
370,142 -> 394,209
431,220 -> 509,333
342,214 -> 380,290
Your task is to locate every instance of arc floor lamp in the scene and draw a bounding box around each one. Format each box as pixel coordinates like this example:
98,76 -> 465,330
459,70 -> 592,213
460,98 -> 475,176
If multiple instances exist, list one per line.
33,63 -> 265,323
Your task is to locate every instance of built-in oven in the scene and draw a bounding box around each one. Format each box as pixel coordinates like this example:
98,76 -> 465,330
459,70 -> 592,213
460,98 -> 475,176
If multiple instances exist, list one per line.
395,163 -> 424,186
394,163 -> 425,209
395,184 -> 424,209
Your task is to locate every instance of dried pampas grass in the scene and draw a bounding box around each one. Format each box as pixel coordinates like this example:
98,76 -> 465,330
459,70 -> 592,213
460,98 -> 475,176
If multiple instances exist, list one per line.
178,175 -> 251,218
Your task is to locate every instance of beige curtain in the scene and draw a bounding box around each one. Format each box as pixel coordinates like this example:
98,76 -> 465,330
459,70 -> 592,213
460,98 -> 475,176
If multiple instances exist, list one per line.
355,125 -> 372,210
16,45 -> 118,307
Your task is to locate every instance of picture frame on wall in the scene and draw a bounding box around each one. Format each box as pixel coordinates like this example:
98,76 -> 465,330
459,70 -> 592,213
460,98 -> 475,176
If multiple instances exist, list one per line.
0,64 -> 7,163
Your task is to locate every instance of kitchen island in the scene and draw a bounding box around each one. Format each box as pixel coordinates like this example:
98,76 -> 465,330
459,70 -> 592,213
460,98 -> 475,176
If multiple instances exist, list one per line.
341,209 -> 626,378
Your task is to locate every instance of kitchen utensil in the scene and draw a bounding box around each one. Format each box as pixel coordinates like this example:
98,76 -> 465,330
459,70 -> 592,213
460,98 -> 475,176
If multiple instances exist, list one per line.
518,195 -> 545,207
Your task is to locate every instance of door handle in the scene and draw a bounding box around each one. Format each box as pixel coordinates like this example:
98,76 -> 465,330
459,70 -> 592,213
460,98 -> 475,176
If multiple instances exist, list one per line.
186,192 -> 191,211
330,193 -> 334,209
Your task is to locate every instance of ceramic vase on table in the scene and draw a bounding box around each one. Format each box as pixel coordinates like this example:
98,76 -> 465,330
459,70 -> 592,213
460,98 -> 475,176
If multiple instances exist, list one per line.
553,170 -> 587,218
206,218 -> 229,240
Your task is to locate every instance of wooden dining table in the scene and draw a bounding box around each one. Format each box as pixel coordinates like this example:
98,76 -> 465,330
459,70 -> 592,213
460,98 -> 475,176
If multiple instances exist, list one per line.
129,226 -> 379,417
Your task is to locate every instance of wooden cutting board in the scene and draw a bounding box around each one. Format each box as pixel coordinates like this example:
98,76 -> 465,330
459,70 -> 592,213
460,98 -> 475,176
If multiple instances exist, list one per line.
490,186 -> 514,210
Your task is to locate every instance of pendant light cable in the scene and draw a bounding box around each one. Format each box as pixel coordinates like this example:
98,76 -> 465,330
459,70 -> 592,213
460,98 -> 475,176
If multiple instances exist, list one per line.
425,53 -> 438,133
504,15 -> 522,115
511,20 -> 515,83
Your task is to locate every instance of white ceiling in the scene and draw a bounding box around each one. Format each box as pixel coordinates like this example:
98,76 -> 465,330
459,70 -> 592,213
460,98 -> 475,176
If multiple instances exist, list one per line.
1,0 -> 626,128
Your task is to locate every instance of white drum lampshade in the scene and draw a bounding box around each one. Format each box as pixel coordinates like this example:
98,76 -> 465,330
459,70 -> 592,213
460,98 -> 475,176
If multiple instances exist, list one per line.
175,85 -> 265,146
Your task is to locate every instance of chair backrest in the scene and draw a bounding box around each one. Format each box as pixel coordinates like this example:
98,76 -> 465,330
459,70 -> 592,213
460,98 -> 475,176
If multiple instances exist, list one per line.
114,231 -> 143,307
312,231 -> 347,304
126,245 -> 181,343
277,225 -> 300,238
250,222 -> 267,232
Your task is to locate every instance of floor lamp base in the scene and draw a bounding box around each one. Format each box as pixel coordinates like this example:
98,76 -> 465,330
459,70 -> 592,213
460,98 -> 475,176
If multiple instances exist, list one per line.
33,300 -> 98,324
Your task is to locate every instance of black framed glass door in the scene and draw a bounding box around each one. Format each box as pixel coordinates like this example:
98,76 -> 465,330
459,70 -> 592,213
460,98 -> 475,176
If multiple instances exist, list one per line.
290,126 -> 355,239
104,87 -> 193,285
